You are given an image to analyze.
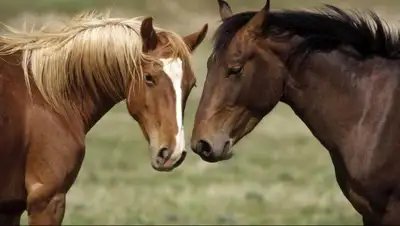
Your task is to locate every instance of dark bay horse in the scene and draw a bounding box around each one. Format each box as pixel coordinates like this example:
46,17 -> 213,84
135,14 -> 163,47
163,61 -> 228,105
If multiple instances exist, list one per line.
191,0 -> 400,225
0,12 -> 207,225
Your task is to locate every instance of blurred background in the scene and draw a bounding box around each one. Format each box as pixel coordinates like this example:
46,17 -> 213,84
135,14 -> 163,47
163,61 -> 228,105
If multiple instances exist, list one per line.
3,0 -> 400,224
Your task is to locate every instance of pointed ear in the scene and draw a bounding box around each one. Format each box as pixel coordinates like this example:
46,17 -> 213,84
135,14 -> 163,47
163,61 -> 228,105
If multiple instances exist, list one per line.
183,24 -> 208,52
243,0 -> 270,36
217,0 -> 233,20
140,17 -> 158,52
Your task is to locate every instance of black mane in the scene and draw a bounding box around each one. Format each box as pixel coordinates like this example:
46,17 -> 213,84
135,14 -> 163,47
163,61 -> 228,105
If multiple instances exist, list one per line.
213,5 -> 400,63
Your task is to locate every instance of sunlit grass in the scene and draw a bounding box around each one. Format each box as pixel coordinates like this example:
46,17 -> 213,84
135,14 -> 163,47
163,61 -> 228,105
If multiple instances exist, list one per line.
21,102 -> 361,224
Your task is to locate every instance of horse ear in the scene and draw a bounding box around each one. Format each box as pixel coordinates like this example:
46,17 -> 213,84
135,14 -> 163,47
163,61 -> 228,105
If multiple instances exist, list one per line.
140,17 -> 158,52
183,24 -> 208,52
217,0 -> 233,20
243,0 -> 270,36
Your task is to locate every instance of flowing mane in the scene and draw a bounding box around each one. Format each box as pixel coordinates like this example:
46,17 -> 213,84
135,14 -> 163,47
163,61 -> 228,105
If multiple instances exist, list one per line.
0,11 -> 190,113
213,5 -> 400,65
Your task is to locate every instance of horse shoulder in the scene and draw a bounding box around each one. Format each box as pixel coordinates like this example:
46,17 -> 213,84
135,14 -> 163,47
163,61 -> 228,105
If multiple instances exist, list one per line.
25,101 -> 86,186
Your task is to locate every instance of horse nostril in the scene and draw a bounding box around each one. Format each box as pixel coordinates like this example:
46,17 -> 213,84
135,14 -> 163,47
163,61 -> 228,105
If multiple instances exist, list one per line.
197,140 -> 213,157
156,147 -> 170,165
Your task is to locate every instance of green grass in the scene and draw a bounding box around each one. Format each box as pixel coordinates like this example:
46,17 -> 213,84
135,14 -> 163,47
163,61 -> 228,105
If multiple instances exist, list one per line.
10,0 -> 400,224
24,104 -> 362,225
21,103 -> 361,225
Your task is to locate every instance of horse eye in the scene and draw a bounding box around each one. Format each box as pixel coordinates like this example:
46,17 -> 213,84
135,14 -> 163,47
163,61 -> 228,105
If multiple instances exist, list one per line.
144,74 -> 155,85
227,66 -> 243,76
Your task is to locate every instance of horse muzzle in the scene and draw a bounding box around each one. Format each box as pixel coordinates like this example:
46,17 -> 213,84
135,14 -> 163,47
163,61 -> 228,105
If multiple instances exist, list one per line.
151,147 -> 187,172
191,134 -> 233,163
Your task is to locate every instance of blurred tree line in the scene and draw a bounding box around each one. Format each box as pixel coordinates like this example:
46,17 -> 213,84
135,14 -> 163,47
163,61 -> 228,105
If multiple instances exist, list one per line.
0,0 -> 398,36
0,0 -> 397,21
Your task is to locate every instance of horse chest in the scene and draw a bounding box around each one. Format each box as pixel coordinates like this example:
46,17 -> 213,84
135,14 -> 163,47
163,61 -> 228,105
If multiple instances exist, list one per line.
0,75 -> 16,126
0,74 -> 28,207
0,107 -> 10,126
331,147 -> 397,219
0,150 -> 27,212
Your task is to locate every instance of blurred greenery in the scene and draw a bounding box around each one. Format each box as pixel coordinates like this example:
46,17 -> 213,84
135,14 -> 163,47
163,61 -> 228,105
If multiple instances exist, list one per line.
2,0 -> 399,224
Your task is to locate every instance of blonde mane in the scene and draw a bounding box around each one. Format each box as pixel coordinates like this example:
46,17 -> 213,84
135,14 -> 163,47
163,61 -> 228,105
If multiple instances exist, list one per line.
0,11 -> 191,114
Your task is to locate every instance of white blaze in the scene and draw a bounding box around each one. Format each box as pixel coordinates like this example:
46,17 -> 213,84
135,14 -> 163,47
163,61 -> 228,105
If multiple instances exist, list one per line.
161,58 -> 185,158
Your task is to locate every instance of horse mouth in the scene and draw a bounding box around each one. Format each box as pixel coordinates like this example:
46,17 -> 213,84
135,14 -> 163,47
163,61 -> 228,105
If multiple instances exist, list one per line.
221,151 -> 234,161
152,151 -> 187,172
171,151 -> 187,168
221,139 -> 233,159
198,151 -> 233,163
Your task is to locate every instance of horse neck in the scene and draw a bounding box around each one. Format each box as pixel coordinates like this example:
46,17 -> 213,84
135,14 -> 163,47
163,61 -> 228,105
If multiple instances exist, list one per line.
55,80 -> 127,134
75,91 -> 123,134
281,49 -> 400,162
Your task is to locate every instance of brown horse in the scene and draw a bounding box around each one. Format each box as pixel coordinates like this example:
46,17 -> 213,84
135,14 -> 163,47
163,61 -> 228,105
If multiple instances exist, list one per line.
0,12 -> 207,225
191,0 -> 400,225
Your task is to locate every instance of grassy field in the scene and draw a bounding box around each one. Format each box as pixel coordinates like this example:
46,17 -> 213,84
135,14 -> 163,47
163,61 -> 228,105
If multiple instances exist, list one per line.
58,103 -> 362,225
5,0 -> 400,224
